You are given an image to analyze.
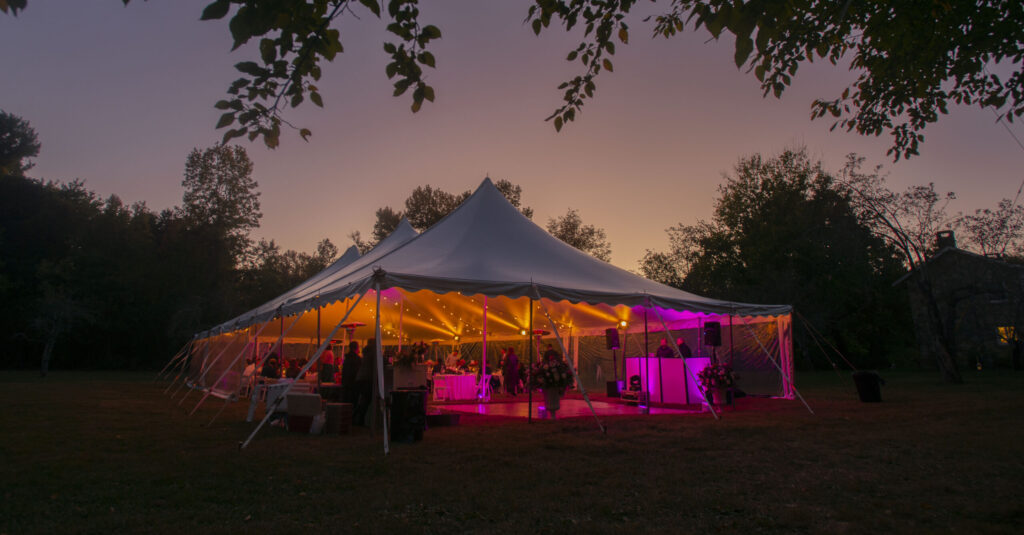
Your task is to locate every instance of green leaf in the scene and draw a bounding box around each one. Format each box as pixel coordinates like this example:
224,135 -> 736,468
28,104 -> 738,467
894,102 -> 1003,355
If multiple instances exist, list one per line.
734,36 -> 753,68
234,61 -> 263,76
221,127 -> 246,145
422,25 -> 441,39
567,50 -> 578,61
299,128 -> 312,141
411,99 -> 422,113
200,0 -> 230,21
602,58 -> 613,72
359,0 -> 381,17
418,51 -> 436,68
618,27 -> 629,44
259,39 -> 276,64
215,112 -> 235,129
214,100 -> 231,110
554,116 -> 563,131
423,85 -> 435,102
532,19 -> 542,35
383,42 -> 397,54
310,92 -> 323,107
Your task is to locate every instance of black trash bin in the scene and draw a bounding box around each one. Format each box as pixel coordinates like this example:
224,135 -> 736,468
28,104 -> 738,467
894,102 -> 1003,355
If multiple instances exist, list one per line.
852,371 -> 884,402
390,389 -> 427,443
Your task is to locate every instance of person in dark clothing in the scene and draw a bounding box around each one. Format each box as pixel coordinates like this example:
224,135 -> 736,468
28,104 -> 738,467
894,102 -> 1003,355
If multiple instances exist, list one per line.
543,343 -> 561,362
503,347 -> 520,396
353,339 -> 377,426
341,341 -> 361,404
261,354 -> 281,378
655,338 -> 675,359
675,337 -> 693,359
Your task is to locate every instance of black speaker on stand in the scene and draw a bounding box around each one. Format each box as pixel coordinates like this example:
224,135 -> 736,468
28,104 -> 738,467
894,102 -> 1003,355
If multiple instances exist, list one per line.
605,327 -> 621,388
703,321 -> 722,364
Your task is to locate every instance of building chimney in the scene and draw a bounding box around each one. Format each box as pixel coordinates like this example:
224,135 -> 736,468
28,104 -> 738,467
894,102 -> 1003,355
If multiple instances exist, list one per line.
935,230 -> 956,250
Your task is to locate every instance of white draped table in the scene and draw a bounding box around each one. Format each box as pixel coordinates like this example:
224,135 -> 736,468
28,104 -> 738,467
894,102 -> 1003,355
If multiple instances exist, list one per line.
433,374 -> 489,401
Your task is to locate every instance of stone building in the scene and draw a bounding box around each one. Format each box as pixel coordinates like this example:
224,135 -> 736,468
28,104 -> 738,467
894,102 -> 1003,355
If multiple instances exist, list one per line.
897,239 -> 1024,370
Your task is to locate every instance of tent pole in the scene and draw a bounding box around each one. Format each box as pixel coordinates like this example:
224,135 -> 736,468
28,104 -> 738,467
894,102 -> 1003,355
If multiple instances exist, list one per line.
729,313 -> 735,365
482,295 -> 487,391
398,292 -> 404,354
644,307 -> 649,407
534,288 -> 606,433
737,314 -> 813,414
241,294 -> 365,449
528,298 -> 533,424
374,282 -> 390,455
189,320 -> 272,416
651,306 -> 719,420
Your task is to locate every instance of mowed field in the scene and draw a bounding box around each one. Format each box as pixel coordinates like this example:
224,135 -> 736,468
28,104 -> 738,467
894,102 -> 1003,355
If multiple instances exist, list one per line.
1,370 -> 1022,534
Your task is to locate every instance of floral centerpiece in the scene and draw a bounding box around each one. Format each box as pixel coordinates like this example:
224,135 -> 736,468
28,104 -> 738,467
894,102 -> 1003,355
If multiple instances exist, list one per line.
697,363 -> 736,404
529,359 -> 574,391
697,363 -> 736,390
393,352 -> 417,368
530,358 -> 574,418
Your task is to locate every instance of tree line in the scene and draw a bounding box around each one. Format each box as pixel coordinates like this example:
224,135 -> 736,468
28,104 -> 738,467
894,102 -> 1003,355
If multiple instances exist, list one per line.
3,109 -> 1021,379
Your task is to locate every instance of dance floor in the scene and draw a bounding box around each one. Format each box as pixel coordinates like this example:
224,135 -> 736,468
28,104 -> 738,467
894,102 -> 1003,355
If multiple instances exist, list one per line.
442,398 -> 700,419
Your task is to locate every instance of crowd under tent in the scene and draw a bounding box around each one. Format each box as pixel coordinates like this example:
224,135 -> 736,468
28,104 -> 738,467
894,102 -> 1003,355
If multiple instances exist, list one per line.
171,178 -> 798,447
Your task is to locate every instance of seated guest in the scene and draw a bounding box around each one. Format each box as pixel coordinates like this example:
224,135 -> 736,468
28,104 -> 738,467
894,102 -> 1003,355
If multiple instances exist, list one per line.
261,354 -> 281,378
284,359 -> 301,379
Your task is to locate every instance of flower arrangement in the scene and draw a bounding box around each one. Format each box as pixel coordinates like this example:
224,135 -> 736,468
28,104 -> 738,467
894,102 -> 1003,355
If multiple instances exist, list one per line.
697,363 -> 736,390
393,352 -> 417,368
529,358 -> 574,390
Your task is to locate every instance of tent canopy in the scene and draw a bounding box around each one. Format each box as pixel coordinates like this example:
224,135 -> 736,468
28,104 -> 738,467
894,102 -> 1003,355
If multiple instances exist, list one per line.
203,178 -> 790,344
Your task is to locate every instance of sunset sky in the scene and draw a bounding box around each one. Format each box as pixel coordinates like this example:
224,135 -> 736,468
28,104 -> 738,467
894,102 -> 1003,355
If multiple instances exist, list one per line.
3,1 -> 1022,270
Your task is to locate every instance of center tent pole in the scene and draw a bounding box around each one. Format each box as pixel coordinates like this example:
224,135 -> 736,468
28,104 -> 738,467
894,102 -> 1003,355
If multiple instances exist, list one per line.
644,307 -> 649,406
241,293 -> 366,449
398,292 -> 404,354
533,287 -> 605,433
527,297 -> 534,424
374,282 -> 390,455
651,304 -> 719,421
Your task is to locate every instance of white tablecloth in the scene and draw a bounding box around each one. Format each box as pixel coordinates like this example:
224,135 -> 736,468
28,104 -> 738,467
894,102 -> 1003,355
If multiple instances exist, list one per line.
434,374 -> 488,401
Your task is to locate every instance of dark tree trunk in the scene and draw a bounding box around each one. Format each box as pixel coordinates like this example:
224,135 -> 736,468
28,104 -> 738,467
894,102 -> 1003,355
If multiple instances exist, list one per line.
40,336 -> 55,377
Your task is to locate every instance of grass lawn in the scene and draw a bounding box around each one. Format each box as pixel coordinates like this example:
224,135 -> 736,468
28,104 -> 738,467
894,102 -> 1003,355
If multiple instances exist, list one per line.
1,369 -> 1022,534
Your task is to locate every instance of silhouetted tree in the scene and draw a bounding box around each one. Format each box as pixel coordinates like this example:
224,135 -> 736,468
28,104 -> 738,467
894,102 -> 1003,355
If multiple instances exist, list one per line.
547,208 -> 612,262
0,110 -> 40,176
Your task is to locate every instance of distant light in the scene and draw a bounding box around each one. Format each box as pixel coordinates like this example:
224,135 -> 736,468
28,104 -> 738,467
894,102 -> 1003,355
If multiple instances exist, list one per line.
619,320 -> 628,328
519,329 -> 527,336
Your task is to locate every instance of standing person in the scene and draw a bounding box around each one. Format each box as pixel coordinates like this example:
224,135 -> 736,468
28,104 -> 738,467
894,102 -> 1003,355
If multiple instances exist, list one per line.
318,344 -> 337,383
503,347 -> 520,396
655,338 -> 675,359
675,337 -> 693,359
353,339 -> 377,426
341,341 -> 361,404
543,343 -> 561,362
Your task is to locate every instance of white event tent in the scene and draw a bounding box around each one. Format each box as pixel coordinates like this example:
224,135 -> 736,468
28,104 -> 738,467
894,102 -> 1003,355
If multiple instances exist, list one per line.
172,178 -> 797,449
